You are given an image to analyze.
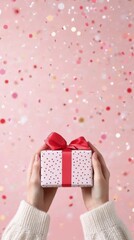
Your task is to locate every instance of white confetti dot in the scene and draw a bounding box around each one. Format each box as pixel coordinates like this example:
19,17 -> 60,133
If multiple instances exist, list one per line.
94,34 -> 100,41
102,15 -> 106,19
1,104 -> 5,109
51,32 -> 56,37
62,25 -> 66,30
18,116 -> 28,125
71,27 -> 76,32
77,31 -> 81,36
116,133 -> 121,138
58,3 -> 65,10
66,212 -> 73,219
132,208 -> 134,213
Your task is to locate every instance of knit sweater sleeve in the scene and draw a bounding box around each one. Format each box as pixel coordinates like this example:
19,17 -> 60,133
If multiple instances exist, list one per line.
80,201 -> 133,240
1,200 -> 50,240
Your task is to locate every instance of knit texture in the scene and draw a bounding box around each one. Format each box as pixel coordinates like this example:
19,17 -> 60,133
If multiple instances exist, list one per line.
2,200 -> 132,240
80,201 -> 133,240
1,200 -> 50,240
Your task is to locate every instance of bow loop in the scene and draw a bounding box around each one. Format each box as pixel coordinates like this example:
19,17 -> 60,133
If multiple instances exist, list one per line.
45,132 -> 67,150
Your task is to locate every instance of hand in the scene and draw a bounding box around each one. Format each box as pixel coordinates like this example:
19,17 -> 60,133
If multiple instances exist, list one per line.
81,141 -> 110,211
26,144 -> 58,212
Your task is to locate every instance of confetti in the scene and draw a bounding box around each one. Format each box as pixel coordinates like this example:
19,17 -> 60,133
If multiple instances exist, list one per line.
0,1 -> 133,238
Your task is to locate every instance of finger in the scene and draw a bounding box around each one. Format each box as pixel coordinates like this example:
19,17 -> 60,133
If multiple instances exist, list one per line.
27,153 -> 37,184
37,143 -> 50,157
88,141 -> 110,180
27,143 -> 49,184
30,153 -> 40,183
81,186 -> 91,197
92,152 -> 104,179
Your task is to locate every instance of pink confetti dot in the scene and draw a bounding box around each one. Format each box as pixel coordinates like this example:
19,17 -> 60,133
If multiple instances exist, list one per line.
12,92 -> 18,99
3,25 -> 8,29
101,134 -> 107,140
80,6 -> 83,10
106,106 -> 111,111
92,0 -> 96,3
29,34 -> 33,38
127,88 -> 132,93
85,22 -> 89,26
123,171 -> 129,176
0,119 -> 6,124
0,69 -> 6,75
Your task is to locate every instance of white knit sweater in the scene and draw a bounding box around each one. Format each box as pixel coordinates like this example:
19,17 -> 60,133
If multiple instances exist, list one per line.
1,200 -> 132,240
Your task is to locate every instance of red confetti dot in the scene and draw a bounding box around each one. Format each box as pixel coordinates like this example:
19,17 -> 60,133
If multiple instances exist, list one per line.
12,92 -> 18,98
0,119 -> 6,124
69,203 -> 73,207
2,195 -> 7,199
85,22 -> 89,26
127,88 -> 132,93
5,80 -> 9,84
65,88 -> 69,92
33,64 -> 37,68
106,106 -> 111,111
3,25 -> 8,29
29,34 -> 33,38
104,6 -> 108,10
91,20 -> 95,24
14,8 -> 20,14
128,23 -> 132,28
80,6 -> 83,10
69,195 -> 73,199
123,171 -> 129,176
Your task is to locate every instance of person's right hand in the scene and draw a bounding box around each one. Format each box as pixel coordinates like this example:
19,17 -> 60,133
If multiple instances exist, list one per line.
81,141 -> 110,211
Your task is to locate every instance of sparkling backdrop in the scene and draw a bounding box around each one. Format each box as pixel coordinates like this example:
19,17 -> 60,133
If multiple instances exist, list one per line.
0,0 -> 134,239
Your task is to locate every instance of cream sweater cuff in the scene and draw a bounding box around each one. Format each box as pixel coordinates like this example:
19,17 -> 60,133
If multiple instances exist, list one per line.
12,200 -> 50,238
80,201 -> 121,235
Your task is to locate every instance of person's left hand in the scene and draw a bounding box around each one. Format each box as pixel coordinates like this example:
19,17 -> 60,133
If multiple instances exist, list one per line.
26,143 -> 58,212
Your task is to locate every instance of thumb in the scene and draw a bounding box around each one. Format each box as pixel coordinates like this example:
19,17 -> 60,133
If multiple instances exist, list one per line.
92,152 -> 104,179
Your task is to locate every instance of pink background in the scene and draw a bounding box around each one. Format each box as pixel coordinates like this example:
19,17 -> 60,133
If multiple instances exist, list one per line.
0,0 -> 134,239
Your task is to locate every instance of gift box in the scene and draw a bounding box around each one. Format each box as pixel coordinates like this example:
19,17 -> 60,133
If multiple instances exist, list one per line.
41,132 -> 93,187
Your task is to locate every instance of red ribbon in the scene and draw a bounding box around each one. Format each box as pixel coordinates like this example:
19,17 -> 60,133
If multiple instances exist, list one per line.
45,132 -> 91,187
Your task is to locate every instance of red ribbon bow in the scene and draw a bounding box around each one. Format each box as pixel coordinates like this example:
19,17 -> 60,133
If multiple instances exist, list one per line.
45,132 -> 91,150
45,132 -> 91,187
